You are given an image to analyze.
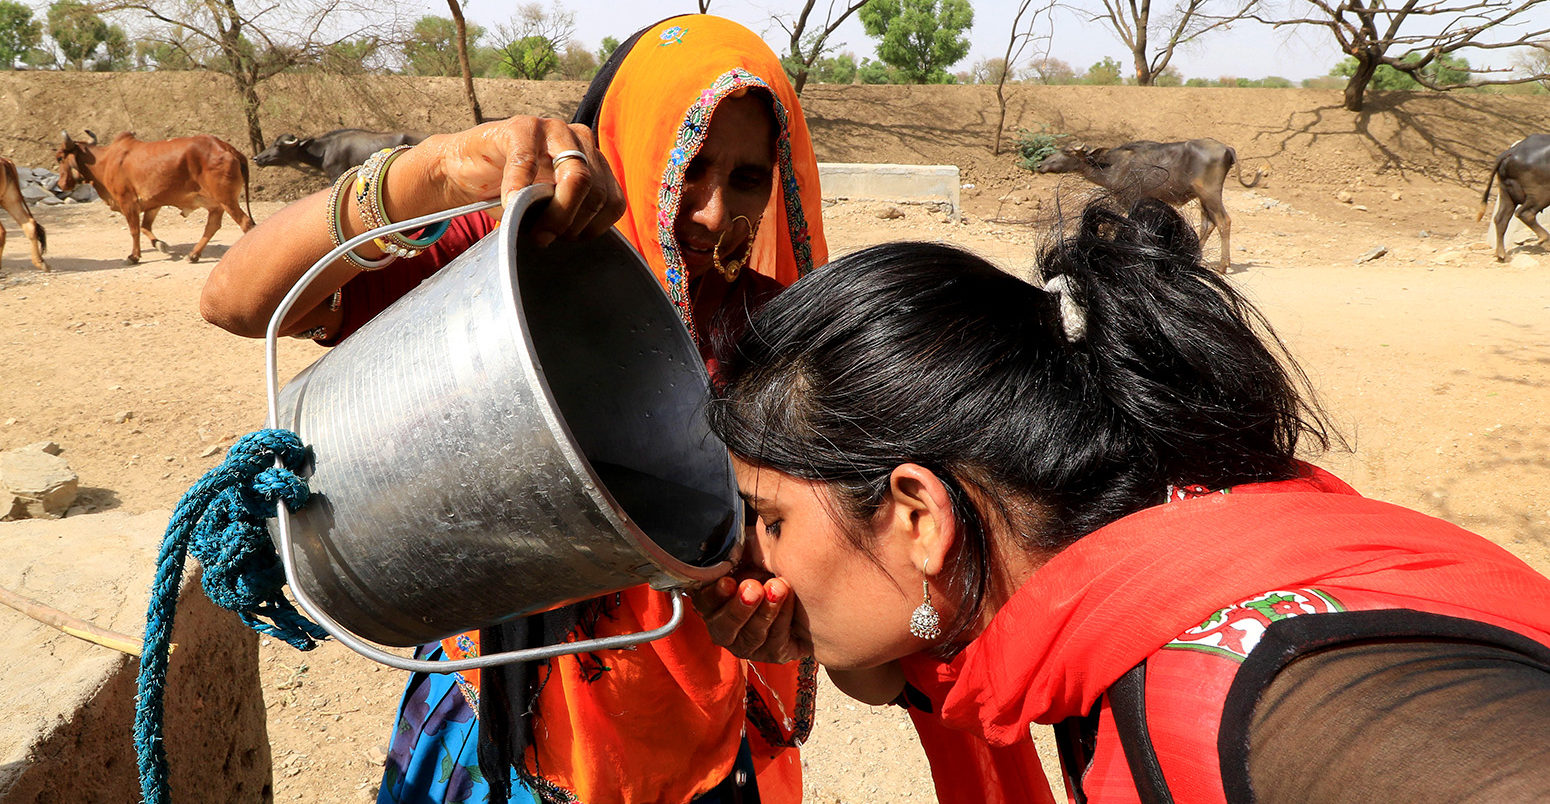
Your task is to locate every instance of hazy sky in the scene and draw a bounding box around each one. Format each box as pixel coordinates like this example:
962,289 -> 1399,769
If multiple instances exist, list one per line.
437,0 -> 1532,84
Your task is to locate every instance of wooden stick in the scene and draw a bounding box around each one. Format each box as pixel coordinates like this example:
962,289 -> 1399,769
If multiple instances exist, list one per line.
0,583 -> 148,657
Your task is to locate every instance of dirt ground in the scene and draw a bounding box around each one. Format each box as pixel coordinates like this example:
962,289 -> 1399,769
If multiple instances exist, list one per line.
2,78 -> 1549,803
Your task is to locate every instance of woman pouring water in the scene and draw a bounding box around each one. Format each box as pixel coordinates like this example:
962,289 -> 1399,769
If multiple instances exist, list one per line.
204,16 -> 826,804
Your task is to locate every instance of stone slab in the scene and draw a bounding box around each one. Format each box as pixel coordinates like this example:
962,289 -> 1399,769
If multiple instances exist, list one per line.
0,510 -> 272,803
818,162 -> 962,221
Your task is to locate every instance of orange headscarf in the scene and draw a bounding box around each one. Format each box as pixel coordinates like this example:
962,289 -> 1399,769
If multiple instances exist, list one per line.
444,17 -> 824,804
595,15 -> 829,344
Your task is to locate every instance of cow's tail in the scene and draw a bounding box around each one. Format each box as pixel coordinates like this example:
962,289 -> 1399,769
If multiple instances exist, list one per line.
239,155 -> 254,226
33,220 -> 46,254
1227,146 -> 1263,188
1477,154 -> 1506,221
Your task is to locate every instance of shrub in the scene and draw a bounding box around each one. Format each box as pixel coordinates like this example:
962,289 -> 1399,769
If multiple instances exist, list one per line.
1012,126 -> 1069,172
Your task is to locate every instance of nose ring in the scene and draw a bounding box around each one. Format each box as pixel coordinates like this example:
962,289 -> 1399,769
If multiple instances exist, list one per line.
712,215 -> 760,282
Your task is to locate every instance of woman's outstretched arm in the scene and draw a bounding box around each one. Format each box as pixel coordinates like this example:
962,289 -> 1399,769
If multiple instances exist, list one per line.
201,117 -> 625,338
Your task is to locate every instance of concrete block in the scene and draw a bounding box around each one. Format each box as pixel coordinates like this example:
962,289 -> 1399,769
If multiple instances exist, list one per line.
0,510 -> 272,803
818,163 -> 962,221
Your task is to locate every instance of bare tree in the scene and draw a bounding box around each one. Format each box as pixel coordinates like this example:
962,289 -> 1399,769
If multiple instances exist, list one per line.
1252,0 -> 1550,111
698,0 -> 712,12
775,0 -> 872,94
1087,0 -> 1258,85
447,0 -> 483,124
994,0 -> 1055,154
104,0 -> 404,153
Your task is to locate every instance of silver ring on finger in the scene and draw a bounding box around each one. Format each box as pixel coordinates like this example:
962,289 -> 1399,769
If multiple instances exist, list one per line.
551,149 -> 589,170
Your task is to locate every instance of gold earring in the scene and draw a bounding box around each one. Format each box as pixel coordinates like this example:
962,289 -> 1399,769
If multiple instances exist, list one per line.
909,560 -> 941,640
712,215 -> 760,282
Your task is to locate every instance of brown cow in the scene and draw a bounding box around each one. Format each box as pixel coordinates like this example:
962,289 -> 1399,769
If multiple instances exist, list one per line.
55,130 -> 254,264
0,157 -> 49,272
1037,138 -> 1262,272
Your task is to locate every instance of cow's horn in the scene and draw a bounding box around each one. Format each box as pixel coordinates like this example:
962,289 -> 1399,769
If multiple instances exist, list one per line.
84,129 -> 98,145
61,130 -> 71,144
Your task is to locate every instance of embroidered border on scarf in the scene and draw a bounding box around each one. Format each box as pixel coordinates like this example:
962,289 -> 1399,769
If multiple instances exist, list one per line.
745,656 -> 819,748
1164,588 -> 1346,661
655,67 -> 816,345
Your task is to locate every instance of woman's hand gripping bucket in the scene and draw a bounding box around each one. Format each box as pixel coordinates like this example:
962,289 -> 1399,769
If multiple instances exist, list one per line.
265,184 -> 744,673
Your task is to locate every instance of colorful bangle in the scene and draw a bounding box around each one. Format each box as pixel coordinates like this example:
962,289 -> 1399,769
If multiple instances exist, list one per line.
354,146 -> 450,258
327,166 -> 395,271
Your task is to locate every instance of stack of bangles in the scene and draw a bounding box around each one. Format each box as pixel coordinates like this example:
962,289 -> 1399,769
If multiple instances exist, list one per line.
326,145 -> 450,270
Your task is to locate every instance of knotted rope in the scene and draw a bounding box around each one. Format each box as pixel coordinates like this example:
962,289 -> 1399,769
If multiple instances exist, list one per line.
134,429 -> 329,804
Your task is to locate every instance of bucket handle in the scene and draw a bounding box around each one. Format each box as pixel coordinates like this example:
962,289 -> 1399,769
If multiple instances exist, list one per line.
263,185 -> 685,672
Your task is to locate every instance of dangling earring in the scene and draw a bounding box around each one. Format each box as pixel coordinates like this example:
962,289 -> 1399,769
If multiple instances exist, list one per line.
909,560 -> 942,640
712,215 -> 760,282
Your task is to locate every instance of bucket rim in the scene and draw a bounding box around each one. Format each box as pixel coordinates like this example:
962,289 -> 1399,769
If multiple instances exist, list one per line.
496,184 -> 741,589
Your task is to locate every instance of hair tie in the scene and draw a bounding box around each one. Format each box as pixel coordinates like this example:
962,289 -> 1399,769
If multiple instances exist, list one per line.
1042,274 -> 1087,343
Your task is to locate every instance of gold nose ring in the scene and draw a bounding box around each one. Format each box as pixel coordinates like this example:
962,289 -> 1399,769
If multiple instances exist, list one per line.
712,215 -> 760,282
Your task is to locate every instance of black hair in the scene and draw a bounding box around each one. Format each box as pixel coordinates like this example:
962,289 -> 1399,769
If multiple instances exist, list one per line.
707,197 -> 1332,653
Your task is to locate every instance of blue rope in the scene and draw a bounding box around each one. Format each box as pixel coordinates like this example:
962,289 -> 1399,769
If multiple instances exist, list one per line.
134,429 -> 330,804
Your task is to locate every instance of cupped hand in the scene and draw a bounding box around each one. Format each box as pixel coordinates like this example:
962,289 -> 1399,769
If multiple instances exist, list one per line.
692,575 -> 812,664
397,116 -> 627,247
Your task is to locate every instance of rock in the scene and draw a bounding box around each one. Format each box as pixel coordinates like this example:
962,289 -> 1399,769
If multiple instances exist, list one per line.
1353,205 -> 1369,212
877,206 -> 905,220
66,184 -> 97,203
23,441 -> 62,456
1391,191 -> 1403,201
1336,190 -> 1354,204
1,446 -> 79,520
199,444 -> 222,458
1260,199 -> 1279,209
19,184 -> 48,201
1418,230 -> 1431,238
113,410 -> 133,423
1508,252 -> 1540,269
1354,245 -> 1389,264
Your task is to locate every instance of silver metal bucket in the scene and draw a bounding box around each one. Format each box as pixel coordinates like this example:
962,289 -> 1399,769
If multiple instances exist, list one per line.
266,186 -> 739,669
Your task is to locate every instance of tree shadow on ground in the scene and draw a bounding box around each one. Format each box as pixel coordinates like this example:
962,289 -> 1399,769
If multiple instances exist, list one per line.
1248,93 -> 1550,188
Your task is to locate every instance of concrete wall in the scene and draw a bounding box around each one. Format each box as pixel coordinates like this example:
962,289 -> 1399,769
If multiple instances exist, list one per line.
818,163 -> 962,220
0,511 -> 271,803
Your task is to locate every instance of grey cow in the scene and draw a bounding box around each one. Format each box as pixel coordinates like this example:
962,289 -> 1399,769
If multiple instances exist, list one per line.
1478,134 -> 1550,261
1037,138 -> 1262,272
254,129 -> 427,181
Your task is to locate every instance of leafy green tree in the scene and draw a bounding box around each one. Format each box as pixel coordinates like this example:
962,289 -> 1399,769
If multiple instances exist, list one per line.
858,0 -> 973,83
812,52 -> 857,83
493,2 -> 572,80
857,56 -> 898,83
596,34 -> 618,63
47,0 -> 109,70
496,34 -> 558,78
1330,52 -> 1471,90
0,1 -> 42,69
404,15 -> 484,76
1083,56 -> 1123,85
134,36 -> 197,69
95,22 -> 130,69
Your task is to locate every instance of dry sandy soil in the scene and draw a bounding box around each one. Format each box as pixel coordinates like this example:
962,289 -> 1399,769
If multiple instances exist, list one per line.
2,77 -> 1549,803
